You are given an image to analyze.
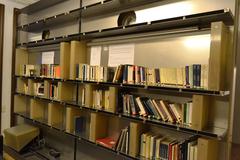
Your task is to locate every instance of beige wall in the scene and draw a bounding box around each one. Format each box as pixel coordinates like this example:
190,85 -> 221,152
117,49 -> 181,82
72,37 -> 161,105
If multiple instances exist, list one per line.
0,0 -> 25,133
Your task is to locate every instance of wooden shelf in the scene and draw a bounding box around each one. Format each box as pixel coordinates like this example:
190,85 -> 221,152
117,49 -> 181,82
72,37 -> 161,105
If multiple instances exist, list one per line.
17,9 -> 234,48
81,0 -> 162,19
14,92 -> 227,139
15,76 -> 230,96
18,8 -> 81,32
14,112 -> 139,160
18,0 -> 162,32
20,0 -> 67,14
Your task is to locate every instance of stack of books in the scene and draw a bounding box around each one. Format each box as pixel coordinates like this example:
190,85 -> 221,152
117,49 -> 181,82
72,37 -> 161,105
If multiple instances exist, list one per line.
113,65 -> 147,84
122,94 -> 193,125
19,64 -> 61,78
49,83 -> 58,100
140,133 -> 198,160
115,127 -> 129,154
19,64 -> 37,77
76,64 -> 209,89
113,64 -> 208,89
76,64 -> 115,82
96,126 -> 129,154
40,64 -> 61,78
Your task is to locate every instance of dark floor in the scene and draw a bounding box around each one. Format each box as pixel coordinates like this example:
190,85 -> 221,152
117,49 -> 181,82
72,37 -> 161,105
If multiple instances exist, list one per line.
232,143 -> 240,160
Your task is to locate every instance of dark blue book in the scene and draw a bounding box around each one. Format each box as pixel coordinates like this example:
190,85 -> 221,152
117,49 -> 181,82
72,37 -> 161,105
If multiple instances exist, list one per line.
75,116 -> 86,138
146,99 -> 160,119
142,67 -> 146,83
185,66 -> 189,87
122,65 -> 128,83
197,64 -> 201,87
155,68 -> 160,84
193,65 -> 197,87
141,98 -> 154,117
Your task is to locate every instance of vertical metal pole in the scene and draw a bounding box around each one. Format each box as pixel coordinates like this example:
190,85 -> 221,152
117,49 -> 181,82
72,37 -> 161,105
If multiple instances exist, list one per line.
0,3 -> 4,133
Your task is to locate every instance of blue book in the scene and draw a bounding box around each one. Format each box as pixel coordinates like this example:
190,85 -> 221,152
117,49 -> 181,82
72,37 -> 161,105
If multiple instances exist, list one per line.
75,116 -> 86,138
197,64 -> 201,87
193,65 -> 197,87
185,66 -> 189,86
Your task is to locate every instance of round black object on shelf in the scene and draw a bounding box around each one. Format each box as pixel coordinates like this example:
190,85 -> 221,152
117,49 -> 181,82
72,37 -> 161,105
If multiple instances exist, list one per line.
42,30 -> 50,40
117,10 -> 136,26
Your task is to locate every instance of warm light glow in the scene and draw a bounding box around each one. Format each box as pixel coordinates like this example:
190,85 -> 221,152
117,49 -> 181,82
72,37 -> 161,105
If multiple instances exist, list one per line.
183,35 -> 211,49
136,2 -> 193,23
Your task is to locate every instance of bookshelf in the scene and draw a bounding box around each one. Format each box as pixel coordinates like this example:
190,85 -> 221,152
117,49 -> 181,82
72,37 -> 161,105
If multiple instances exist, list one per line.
9,0 -> 235,160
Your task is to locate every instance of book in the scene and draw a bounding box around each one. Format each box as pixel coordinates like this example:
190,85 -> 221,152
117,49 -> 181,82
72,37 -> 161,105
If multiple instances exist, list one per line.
96,137 -> 117,149
74,116 -> 87,138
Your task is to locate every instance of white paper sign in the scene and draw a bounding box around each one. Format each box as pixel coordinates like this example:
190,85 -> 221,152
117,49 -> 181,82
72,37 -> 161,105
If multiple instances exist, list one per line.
108,44 -> 135,67
90,46 -> 102,65
42,51 -> 55,64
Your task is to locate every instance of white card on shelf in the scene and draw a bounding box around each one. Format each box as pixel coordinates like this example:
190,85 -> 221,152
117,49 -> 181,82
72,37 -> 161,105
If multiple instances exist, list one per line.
42,51 -> 55,64
108,43 -> 135,67
90,46 -> 102,66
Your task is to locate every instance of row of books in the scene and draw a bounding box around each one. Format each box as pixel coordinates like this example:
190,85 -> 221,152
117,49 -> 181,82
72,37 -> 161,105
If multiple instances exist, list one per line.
76,64 -> 115,82
20,63 -> 209,89
122,94 -> 193,125
96,126 -> 129,154
114,64 -> 208,89
140,133 -> 198,160
19,64 -> 61,78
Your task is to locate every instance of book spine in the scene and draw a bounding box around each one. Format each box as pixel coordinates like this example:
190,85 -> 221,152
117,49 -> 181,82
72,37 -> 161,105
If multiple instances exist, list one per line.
193,65 -> 197,88
185,66 -> 189,87
123,65 -> 127,84
197,64 -> 201,87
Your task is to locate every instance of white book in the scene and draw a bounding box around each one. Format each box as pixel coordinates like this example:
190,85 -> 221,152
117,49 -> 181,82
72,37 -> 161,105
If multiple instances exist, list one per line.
135,97 -> 147,116
194,146 -> 198,160
190,146 -> 195,160
128,65 -> 134,84
170,104 -> 181,123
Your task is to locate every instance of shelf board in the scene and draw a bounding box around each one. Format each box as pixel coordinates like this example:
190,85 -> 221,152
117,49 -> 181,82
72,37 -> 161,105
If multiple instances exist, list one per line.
17,33 -> 80,47
18,0 -> 161,32
14,92 -> 228,139
17,9 -> 233,48
20,0 -> 67,14
18,8 -> 81,32
14,112 -> 139,160
81,0 -> 161,19
15,75 -> 230,96
81,9 -> 233,39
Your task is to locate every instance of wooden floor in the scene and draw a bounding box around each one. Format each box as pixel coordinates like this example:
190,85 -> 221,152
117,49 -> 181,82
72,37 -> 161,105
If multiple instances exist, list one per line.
232,143 -> 240,160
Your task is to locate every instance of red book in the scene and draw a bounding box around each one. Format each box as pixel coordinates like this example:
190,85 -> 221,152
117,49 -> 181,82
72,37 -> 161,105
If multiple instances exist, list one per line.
96,137 -> 116,149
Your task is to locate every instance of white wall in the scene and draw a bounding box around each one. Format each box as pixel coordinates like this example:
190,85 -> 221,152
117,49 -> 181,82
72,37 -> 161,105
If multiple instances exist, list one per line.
0,0 -> 25,133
